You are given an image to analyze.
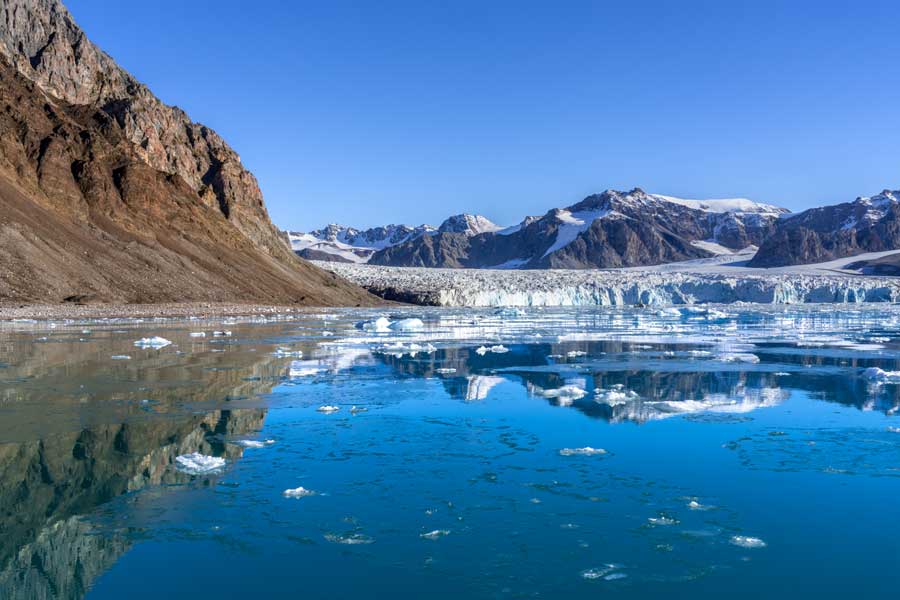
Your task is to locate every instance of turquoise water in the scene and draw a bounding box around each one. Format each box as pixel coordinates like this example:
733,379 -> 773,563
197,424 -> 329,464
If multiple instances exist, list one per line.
0,306 -> 898,598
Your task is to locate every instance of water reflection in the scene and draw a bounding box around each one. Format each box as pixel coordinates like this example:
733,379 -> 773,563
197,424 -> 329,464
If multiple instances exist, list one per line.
373,340 -> 900,421
0,408 -> 265,599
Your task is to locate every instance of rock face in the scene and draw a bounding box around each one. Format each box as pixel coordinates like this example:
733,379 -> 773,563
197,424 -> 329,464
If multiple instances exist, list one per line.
0,0 -> 374,304
749,190 -> 900,267
370,189 -> 786,269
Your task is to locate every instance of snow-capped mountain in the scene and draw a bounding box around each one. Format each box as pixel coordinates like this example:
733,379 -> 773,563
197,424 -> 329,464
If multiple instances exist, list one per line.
287,215 -> 496,263
369,189 -> 788,269
749,189 -> 900,267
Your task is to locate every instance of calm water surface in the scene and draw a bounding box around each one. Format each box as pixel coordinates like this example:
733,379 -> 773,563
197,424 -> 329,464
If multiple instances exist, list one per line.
0,306 -> 898,598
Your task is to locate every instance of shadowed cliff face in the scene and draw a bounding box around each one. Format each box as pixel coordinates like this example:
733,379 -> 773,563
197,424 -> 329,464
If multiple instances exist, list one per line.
0,0 -> 375,305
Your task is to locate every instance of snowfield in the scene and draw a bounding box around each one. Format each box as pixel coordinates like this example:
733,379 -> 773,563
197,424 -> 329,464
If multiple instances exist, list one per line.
314,249 -> 900,307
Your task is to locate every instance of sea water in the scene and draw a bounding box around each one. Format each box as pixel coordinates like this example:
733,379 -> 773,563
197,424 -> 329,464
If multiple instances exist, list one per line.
0,306 -> 898,598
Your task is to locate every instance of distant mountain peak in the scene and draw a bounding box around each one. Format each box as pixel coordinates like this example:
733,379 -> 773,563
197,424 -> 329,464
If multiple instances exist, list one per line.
438,214 -> 502,236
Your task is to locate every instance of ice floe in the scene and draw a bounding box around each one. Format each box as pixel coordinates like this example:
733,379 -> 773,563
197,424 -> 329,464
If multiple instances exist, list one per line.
189,332 -> 206,338
420,529 -> 450,540
730,535 -> 766,548
537,385 -> 588,403
863,367 -> 900,383
110,355 -> 131,360
133,336 -> 171,349
283,486 -> 316,498
174,453 -> 226,475
235,439 -> 275,448
581,564 -> 627,581
324,533 -> 375,545
316,405 -> 341,413
476,344 -> 509,355
390,318 -> 425,331
356,317 -> 392,332
559,447 -> 607,456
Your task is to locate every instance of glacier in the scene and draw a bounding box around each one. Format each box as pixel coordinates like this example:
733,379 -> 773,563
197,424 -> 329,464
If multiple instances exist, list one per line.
315,255 -> 900,307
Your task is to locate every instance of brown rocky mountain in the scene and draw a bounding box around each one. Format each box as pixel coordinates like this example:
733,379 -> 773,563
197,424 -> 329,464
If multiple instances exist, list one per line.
748,190 -> 900,267
0,0 -> 374,305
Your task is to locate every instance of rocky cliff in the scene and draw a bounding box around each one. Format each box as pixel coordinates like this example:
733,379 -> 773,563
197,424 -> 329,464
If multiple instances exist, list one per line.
0,0 -> 374,305
748,190 -> 900,267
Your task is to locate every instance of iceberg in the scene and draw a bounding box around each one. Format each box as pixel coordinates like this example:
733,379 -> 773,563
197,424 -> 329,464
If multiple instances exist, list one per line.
283,486 -> 316,498
133,336 -> 171,349
174,453 -> 226,475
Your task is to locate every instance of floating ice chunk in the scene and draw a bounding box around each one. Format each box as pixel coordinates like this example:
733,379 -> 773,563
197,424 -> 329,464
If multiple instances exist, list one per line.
717,352 -> 760,364
322,331 -> 334,337
730,535 -> 766,548
111,355 -> 131,360
317,405 -> 341,413
212,330 -> 232,337
324,533 -> 374,545
539,385 -> 587,402
274,346 -> 304,357
420,529 -> 450,540
283,486 -> 316,498
495,307 -> 525,317
559,446 -> 606,456
863,367 -> 900,383
376,342 -> 436,357
235,439 -> 275,448
289,360 -> 325,377
686,499 -> 713,511
566,350 -> 588,358
133,336 -> 171,349
476,345 -> 509,355
356,317 -> 392,332
647,515 -> 679,526
581,564 -> 625,580
350,406 -> 368,414
390,318 -> 424,331
436,367 -> 457,374
594,388 -> 638,406
175,453 -> 226,475
656,307 -> 682,317
887,426 -> 900,433
189,332 -> 206,338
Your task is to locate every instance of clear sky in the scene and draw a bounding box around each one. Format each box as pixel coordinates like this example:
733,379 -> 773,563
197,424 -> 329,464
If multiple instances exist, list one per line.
67,0 -> 900,230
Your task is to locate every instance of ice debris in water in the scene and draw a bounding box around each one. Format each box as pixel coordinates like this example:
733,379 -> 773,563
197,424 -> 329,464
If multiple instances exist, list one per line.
886,426 -> 900,433
863,367 -> 900,383
376,342 -> 436,357
273,346 -> 304,357
717,352 -> 760,364
476,345 -> 509,355
538,385 -> 587,402
436,368 -> 457,374
175,453 -> 226,475
594,387 -> 639,406
581,564 -> 626,581
389,318 -> 424,331
283,486 -> 316,498
133,336 -> 171,349
420,529 -> 450,540
213,330 -> 232,337
317,405 -> 341,413
559,447 -> 607,456
110,355 -> 131,360
567,350 -> 588,358
189,332 -> 206,338
647,515 -> 679,526
324,533 -> 375,545
730,535 -> 767,548
356,317 -> 392,332
236,439 -> 275,448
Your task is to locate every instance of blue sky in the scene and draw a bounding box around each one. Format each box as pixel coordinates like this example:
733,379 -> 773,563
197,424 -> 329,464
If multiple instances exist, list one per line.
68,0 -> 900,230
